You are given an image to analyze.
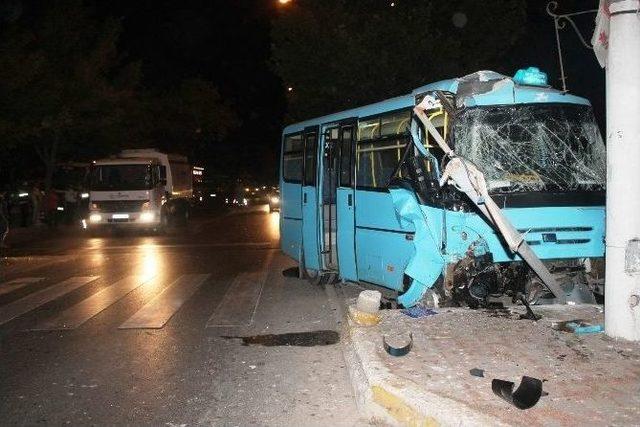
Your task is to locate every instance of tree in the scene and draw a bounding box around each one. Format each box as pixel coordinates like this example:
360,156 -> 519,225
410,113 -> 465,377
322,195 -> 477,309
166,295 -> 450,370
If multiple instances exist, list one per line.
127,79 -> 239,170
0,1 -> 240,189
0,0 -> 140,191
271,0 -> 527,121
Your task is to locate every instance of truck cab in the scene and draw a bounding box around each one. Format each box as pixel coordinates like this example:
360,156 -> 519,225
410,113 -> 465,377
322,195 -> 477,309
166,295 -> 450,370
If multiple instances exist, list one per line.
86,150 -> 192,232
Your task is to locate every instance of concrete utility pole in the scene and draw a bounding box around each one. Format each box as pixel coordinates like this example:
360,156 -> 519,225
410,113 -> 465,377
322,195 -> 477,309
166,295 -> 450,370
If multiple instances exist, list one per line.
605,0 -> 640,341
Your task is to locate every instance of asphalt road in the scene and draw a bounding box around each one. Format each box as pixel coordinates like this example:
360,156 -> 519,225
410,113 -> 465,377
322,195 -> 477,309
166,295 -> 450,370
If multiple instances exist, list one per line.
0,206 -> 365,426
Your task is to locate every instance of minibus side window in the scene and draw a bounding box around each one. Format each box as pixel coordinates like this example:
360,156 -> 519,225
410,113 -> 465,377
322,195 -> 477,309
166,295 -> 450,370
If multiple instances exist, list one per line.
339,127 -> 353,187
303,132 -> 317,186
283,134 -> 303,183
356,110 -> 411,189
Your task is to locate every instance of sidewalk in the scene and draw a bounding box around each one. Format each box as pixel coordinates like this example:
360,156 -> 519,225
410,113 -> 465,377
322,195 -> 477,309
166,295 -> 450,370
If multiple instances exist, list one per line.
339,292 -> 640,426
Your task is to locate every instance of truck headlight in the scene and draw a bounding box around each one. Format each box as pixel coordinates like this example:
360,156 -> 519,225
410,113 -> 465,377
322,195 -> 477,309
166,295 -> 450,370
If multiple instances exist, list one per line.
140,212 -> 155,222
89,214 -> 102,223
141,201 -> 151,210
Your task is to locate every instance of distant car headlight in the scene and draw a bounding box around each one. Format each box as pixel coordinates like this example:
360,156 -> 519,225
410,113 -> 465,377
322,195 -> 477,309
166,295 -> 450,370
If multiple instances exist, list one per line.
139,212 -> 155,222
242,198 -> 248,206
270,196 -> 280,204
18,192 -> 29,198
89,214 -> 102,223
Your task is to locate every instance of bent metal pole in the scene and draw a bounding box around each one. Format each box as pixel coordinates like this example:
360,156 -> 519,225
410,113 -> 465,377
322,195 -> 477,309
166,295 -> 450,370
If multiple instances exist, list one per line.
605,0 -> 640,341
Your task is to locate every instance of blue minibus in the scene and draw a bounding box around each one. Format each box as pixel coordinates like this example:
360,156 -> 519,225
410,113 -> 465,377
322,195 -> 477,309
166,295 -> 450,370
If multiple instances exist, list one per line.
279,69 -> 606,308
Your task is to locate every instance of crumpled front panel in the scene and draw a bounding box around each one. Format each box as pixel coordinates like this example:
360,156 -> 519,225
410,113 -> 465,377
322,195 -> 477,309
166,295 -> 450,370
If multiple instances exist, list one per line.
389,188 -> 445,307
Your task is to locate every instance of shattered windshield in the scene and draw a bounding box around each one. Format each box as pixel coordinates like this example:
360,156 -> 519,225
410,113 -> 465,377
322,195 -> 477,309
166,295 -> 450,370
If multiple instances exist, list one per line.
90,164 -> 152,191
452,104 -> 606,193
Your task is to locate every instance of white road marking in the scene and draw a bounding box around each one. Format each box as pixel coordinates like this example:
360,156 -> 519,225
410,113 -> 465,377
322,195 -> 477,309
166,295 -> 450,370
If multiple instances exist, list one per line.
206,252 -> 273,328
87,242 -> 272,251
0,278 -> 45,297
30,275 -> 150,330
0,276 -> 99,326
119,274 -> 210,329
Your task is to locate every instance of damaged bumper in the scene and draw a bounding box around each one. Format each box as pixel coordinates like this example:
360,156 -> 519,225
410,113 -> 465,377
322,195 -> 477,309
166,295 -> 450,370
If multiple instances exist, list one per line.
390,187 -> 605,307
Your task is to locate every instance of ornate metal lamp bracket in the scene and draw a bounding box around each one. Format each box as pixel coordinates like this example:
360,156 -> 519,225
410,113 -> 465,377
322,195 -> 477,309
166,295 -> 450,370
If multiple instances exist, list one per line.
546,1 -> 598,91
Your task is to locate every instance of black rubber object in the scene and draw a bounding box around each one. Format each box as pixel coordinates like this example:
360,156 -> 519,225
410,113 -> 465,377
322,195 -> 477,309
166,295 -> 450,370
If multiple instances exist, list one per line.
491,376 -> 543,410
382,332 -> 413,357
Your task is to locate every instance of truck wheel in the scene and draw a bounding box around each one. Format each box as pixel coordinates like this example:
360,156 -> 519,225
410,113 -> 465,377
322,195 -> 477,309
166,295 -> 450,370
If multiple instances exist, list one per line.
178,205 -> 190,227
156,212 -> 169,234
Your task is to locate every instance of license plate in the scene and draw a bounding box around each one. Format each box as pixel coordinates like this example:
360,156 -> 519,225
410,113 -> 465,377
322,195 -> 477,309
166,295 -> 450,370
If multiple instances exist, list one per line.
112,213 -> 130,219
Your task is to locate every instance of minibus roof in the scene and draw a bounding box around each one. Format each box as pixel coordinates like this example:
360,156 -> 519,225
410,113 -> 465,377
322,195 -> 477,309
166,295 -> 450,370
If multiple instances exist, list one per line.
284,70 -> 590,135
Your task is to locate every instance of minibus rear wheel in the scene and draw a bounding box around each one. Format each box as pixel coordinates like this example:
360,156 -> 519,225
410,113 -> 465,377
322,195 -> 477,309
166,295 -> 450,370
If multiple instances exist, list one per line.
305,269 -> 338,286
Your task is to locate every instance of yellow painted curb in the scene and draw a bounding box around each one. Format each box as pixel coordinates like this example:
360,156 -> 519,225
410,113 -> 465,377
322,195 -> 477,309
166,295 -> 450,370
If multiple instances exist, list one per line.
371,385 -> 439,427
348,305 -> 381,326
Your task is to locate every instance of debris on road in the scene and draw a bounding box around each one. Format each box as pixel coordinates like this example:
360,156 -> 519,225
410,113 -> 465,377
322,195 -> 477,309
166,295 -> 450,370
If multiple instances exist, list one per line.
347,304 -> 381,326
491,376 -> 544,410
552,319 -> 605,335
469,368 -> 485,378
518,294 -> 541,321
356,290 -> 381,314
401,306 -> 438,319
382,332 -> 413,357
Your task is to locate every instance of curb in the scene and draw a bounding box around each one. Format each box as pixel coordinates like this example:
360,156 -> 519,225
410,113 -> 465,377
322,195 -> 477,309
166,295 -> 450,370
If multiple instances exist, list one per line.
327,286 -> 507,427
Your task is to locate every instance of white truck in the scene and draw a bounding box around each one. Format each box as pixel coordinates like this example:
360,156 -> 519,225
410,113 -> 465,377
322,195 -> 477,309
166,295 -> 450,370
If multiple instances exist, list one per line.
86,149 -> 192,232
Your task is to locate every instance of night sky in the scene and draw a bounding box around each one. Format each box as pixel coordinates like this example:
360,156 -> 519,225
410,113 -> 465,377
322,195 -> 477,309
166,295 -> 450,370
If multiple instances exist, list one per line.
3,0 -> 606,183
93,0 -> 287,182
103,0 -> 603,147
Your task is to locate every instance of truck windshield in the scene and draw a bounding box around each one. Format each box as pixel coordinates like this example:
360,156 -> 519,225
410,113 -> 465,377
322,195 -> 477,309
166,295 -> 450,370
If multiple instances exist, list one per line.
452,104 -> 606,193
90,164 -> 152,191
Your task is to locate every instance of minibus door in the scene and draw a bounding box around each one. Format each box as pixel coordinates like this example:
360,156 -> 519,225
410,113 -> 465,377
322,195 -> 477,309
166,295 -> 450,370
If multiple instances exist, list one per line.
301,126 -> 321,272
336,121 -> 357,281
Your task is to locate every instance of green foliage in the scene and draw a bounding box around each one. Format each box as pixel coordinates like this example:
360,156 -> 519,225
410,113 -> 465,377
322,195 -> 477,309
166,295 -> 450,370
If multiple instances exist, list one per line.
0,0 -> 139,188
151,79 -> 239,148
0,0 -> 239,187
271,0 -> 527,121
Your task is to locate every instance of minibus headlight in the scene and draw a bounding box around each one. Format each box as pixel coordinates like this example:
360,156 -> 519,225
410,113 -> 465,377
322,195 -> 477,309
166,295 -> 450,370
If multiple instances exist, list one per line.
80,192 -> 89,199
89,214 -> 102,223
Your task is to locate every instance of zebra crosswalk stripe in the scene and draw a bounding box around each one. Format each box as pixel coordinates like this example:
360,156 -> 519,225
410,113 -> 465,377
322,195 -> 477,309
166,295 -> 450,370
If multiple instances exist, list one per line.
0,276 -> 99,326
0,278 -> 45,297
206,251 -> 273,328
30,275 -> 151,331
119,274 -> 210,329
